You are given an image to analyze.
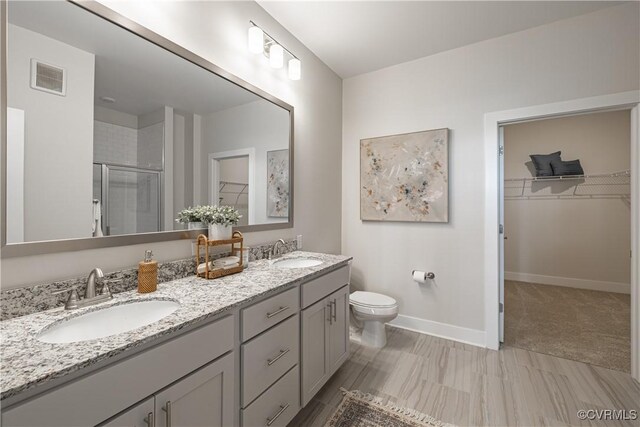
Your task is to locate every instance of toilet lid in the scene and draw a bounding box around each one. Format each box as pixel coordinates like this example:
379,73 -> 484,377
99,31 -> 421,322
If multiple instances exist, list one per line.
350,291 -> 397,308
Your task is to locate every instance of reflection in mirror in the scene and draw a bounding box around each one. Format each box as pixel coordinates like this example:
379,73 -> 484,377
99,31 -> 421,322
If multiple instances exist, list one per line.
5,0 -> 291,244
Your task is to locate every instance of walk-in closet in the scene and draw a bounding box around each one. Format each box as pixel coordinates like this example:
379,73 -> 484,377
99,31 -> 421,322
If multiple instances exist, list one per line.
502,110 -> 631,372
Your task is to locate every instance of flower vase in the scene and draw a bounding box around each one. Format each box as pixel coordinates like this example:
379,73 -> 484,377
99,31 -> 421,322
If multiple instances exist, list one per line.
187,221 -> 204,230
208,223 -> 232,240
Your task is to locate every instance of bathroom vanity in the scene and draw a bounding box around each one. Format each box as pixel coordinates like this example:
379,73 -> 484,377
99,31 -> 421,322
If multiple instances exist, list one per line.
0,2 -> 350,424
0,252 -> 352,427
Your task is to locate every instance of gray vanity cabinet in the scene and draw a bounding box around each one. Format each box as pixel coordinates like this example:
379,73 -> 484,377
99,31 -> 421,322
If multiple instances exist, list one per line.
155,353 -> 234,427
99,352 -> 234,427
301,285 -> 350,406
327,286 -> 350,375
97,397 -> 155,427
301,296 -> 330,406
1,316 -> 234,427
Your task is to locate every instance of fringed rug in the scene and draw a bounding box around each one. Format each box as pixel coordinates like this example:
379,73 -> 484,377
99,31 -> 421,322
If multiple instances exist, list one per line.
325,389 -> 455,427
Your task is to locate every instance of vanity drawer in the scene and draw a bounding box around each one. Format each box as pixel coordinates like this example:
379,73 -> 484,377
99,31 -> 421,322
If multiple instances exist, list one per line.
242,366 -> 299,427
241,314 -> 299,406
301,265 -> 350,308
241,287 -> 299,342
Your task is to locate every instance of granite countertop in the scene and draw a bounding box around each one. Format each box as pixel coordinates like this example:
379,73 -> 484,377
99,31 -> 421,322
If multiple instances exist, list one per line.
0,251 -> 351,402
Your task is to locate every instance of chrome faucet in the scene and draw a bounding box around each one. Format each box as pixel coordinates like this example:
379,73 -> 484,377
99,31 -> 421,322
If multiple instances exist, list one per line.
85,267 -> 104,299
54,267 -> 113,310
269,239 -> 287,260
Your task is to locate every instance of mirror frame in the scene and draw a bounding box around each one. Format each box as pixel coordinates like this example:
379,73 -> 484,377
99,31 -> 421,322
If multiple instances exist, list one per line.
0,0 -> 294,258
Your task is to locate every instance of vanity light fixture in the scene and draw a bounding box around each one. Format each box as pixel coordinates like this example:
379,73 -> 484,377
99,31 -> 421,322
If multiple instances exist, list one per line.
248,21 -> 301,80
288,58 -> 301,81
247,26 -> 264,54
269,44 -> 284,69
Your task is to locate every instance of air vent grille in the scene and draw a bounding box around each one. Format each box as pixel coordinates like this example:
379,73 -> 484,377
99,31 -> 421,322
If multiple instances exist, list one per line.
30,59 -> 66,96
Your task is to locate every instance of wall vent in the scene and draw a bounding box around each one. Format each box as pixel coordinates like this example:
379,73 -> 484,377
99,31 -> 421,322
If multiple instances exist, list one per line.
30,59 -> 66,96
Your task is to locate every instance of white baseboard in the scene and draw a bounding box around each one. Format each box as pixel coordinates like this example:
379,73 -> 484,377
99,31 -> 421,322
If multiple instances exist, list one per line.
388,314 -> 486,348
505,271 -> 630,294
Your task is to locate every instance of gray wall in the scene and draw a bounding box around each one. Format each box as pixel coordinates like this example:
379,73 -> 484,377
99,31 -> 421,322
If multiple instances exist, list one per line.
1,0 -> 343,289
7,23 -> 95,242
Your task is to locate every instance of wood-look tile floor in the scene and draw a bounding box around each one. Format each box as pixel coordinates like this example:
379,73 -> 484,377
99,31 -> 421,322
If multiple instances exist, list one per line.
288,327 -> 640,427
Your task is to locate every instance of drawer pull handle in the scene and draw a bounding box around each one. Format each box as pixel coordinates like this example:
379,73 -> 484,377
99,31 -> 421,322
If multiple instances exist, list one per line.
267,348 -> 290,366
331,299 -> 337,322
266,306 -> 289,318
144,412 -> 155,427
162,401 -> 172,427
266,403 -> 290,426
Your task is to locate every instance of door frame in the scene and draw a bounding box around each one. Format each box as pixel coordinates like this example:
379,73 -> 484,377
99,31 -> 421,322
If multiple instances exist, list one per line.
483,90 -> 640,381
208,148 -> 255,225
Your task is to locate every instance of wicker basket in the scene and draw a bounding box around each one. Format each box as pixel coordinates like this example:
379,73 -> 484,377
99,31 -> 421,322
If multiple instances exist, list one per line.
196,231 -> 244,279
138,260 -> 158,293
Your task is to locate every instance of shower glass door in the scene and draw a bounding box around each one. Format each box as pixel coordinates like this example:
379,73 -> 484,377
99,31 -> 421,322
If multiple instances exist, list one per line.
93,164 -> 162,236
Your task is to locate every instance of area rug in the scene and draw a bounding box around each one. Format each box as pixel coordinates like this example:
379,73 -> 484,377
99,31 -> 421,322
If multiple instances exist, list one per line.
325,389 -> 454,427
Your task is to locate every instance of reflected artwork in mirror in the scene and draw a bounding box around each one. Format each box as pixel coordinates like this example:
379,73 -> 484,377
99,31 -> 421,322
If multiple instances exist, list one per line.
2,0 -> 293,255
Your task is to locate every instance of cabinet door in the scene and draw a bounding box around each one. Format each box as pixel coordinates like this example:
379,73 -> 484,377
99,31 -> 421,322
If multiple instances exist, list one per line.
97,397 -> 154,427
155,353 -> 234,427
301,297 -> 330,406
327,285 -> 349,376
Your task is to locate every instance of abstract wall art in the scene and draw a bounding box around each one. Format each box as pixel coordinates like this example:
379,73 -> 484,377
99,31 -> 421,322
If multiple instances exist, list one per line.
267,149 -> 289,217
360,128 -> 449,222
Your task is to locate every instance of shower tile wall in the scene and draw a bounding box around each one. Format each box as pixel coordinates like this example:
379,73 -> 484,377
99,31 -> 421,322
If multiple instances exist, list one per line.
93,120 -> 164,235
137,122 -> 164,232
138,123 -> 164,170
94,121 -> 138,166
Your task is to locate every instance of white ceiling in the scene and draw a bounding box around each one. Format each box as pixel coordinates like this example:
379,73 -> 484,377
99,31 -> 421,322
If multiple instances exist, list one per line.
9,1 -> 259,117
258,1 -> 625,78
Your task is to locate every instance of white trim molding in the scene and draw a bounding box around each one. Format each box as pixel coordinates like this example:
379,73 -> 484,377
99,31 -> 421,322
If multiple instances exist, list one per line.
505,272 -> 630,294
388,315 -> 486,348
483,90 -> 640,381
631,105 -> 640,380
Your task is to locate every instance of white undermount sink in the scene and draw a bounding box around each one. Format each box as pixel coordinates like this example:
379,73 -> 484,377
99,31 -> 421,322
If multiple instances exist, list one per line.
37,299 -> 180,344
272,257 -> 323,269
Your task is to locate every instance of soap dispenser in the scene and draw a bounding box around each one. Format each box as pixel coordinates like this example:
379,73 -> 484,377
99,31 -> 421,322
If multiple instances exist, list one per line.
138,250 -> 158,293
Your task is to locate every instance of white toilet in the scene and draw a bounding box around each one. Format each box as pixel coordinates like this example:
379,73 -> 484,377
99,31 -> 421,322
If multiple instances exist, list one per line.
349,291 -> 399,348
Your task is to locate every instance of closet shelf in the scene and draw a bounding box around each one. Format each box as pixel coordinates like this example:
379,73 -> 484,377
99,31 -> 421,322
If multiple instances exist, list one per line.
504,170 -> 630,200
219,181 -> 248,195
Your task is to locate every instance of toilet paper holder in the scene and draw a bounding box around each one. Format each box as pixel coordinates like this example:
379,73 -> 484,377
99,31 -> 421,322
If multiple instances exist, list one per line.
412,270 -> 435,280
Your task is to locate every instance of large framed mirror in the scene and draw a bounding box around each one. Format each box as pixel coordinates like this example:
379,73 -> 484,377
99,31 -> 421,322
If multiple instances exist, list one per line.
1,0 -> 294,257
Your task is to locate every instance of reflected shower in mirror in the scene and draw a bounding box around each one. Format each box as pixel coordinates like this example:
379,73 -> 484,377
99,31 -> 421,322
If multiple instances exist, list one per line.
5,0 -> 291,244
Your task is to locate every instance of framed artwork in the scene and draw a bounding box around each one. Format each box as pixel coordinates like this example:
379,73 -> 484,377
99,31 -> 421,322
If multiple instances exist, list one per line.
267,149 -> 289,217
360,128 -> 449,222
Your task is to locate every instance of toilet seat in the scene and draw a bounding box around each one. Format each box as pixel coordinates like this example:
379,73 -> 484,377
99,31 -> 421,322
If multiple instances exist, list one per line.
350,291 -> 397,308
351,304 -> 398,316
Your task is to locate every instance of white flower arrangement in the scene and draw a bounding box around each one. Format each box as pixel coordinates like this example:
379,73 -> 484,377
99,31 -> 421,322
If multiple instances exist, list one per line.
200,205 -> 242,226
175,206 -> 206,224
176,205 -> 241,226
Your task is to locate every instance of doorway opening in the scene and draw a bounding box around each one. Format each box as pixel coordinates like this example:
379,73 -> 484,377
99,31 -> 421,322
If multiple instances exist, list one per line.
217,157 -> 249,226
208,148 -> 255,226
500,110 -> 631,371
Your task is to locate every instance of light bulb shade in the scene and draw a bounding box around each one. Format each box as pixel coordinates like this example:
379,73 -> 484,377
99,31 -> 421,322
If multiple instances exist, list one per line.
269,44 -> 284,69
248,26 -> 264,54
288,58 -> 301,80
